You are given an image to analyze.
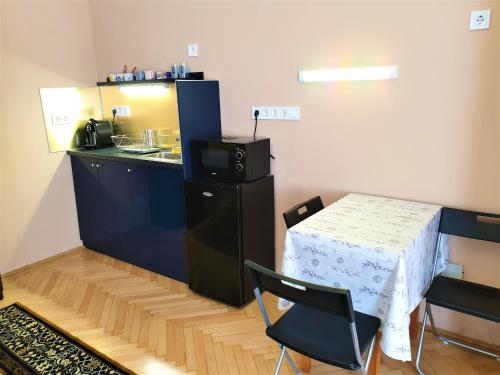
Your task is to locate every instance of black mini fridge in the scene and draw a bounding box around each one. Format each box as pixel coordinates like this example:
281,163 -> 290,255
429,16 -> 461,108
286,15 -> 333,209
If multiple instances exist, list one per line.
185,176 -> 275,306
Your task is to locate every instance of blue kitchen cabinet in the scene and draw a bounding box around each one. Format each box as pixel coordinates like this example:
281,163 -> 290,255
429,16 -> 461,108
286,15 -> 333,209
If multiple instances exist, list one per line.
129,165 -> 186,281
69,80 -> 222,282
70,156 -> 107,252
70,155 -> 187,281
98,159 -> 133,260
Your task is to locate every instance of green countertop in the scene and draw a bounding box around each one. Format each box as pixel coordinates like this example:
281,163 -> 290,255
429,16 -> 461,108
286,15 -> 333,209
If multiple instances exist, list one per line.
67,147 -> 183,169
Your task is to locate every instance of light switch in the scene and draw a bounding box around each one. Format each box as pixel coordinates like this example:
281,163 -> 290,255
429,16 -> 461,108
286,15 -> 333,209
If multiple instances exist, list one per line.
187,44 -> 198,57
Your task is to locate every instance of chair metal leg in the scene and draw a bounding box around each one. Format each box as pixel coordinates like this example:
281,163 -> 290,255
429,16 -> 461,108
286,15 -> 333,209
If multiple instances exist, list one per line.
426,304 -> 440,339
283,348 -> 301,375
360,360 -> 367,375
274,346 -> 286,375
254,288 -> 301,373
427,304 -> 499,360
350,322 -> 372,375
415,305 -> 429,375
362,335 -> 376,375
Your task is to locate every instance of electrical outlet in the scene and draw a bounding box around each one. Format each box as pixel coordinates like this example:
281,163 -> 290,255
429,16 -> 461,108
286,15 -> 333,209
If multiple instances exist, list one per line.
251,106 -> 300,121
469,9 -> 490,30
112,106 -> 131,117
441,263 -> 464,280
187,43 -> 198,57
51,112 -> 70,126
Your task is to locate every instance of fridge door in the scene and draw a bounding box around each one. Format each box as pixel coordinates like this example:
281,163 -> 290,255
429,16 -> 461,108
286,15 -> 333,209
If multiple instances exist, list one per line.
185,179 -> 243,306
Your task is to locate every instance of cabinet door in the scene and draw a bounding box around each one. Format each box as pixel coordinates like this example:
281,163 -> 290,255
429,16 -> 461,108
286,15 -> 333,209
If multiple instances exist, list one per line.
129,165 -> 187,281
184,179 -> 243,306
98,159 -> 133,259
177,80 -> 222,178
70,156 -> 106,251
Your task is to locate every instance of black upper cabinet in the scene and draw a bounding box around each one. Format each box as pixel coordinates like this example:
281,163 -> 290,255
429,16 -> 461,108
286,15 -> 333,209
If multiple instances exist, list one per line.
176,80 -> 222,178
70,157 -> 107,251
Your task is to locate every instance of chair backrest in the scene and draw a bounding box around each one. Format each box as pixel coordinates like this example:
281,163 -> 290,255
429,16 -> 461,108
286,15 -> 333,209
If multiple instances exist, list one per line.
439,207 -> 500,243
244,260 -> 355,322
283,196 -> 324,229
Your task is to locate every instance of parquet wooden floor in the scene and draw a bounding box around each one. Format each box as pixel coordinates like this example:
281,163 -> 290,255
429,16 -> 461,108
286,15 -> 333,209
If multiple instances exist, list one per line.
1,248 -> 498,374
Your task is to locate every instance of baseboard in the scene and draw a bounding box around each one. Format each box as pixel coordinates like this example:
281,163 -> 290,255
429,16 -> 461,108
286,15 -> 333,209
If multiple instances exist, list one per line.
3,246 -> 86,278
420,323 -> 500,352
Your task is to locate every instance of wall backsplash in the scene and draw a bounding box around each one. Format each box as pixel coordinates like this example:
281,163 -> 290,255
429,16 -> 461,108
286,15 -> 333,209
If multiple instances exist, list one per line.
99,83 -> 180,136
39,83 -> 181,152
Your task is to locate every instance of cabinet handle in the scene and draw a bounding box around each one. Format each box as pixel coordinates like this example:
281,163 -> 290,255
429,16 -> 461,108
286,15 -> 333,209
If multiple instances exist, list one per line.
91,163 -> 95,168
127,168 -> 132,173
96,164 -> 100,168
477,215 -> 500,225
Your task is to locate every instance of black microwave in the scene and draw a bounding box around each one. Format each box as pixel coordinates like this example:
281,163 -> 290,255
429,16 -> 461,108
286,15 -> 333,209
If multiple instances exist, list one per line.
191,137 -> 270,182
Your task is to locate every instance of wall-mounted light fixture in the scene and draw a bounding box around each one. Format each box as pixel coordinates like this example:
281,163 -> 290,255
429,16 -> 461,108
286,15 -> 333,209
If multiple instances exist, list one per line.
298,65 -> 398,83
119,84 -> 169,97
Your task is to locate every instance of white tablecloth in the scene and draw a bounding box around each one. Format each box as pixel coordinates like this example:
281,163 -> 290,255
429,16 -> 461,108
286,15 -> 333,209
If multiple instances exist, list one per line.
280,193 -> 448,361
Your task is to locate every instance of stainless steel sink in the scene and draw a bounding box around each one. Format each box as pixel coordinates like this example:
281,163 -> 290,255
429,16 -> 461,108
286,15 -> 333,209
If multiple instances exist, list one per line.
144,151 -> 182,163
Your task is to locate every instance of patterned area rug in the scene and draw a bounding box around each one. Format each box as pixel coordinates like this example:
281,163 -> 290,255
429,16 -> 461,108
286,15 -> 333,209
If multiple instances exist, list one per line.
0,303 -> 133,374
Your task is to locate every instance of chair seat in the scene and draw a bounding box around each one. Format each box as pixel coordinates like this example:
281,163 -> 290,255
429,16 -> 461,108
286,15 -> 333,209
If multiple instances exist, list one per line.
425,276 -> 500,323
266,303 -> 380,370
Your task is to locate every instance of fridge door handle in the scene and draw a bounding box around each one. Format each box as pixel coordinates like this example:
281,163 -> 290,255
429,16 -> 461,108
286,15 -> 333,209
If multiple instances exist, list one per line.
202,192 -> 214,197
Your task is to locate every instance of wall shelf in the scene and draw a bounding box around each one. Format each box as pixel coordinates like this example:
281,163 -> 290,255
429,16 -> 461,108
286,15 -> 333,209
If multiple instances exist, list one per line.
96,72 -> 204,86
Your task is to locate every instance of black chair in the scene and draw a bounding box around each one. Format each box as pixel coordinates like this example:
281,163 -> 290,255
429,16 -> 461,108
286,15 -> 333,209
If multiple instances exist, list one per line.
283,196 -> 324,229
245,260 -> 380,375
415,208 -> 500,375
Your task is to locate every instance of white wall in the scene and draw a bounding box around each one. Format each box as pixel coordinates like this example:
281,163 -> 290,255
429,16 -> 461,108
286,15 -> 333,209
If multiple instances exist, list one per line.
0,0 -> 498,345
89,1 -> 500,344
0,1 -> 97,272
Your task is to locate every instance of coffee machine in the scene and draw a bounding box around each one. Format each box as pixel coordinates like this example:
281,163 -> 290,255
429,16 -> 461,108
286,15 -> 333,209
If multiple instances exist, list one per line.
83,118 -> 113,149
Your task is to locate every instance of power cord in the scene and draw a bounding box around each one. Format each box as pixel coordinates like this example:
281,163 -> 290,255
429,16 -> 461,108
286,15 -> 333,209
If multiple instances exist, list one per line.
253,109 -> 275,160
253,109 -> 259,141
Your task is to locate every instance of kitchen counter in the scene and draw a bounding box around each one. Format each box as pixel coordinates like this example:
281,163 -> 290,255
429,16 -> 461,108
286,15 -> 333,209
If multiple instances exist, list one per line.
67,147 -> 183,169
69,148 -> 187,281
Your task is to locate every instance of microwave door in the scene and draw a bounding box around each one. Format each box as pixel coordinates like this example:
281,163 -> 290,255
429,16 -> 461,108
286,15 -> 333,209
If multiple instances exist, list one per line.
200,144 -> 235,179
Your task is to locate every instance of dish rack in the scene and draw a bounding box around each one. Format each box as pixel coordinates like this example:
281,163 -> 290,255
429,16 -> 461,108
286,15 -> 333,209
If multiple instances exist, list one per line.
112,132 -> 178,154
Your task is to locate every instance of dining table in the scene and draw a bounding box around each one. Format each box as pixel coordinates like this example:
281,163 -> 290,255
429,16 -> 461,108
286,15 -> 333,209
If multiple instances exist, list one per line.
279,193 -> 449,374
